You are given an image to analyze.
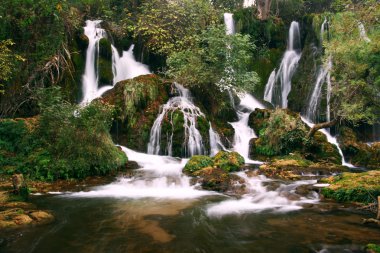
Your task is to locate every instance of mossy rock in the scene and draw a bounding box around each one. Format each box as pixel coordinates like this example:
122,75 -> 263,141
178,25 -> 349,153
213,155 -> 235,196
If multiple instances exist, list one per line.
99,38 -> 112,59
160,110 -> 185,157
193,167 -> 231,192
183,155 -> 214,176
98,57 -> 113,85
102,74 -> 171,152
213,151 -> 245,172
338,127 -> 380,169
321,171 -> 380,204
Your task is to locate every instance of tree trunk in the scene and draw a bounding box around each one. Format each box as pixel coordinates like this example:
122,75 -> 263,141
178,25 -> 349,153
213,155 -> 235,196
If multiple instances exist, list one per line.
307,119 -> 338,138
257,0 -> 272,20
377,196 -> 380,220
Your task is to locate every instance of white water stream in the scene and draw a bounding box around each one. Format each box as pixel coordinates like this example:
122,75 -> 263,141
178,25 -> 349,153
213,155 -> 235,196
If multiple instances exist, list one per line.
147,83 -> 205,157
230,93 -> 265,164
207,172 -> 319,217
263,21 -> 302,108
80,20 -> 150,104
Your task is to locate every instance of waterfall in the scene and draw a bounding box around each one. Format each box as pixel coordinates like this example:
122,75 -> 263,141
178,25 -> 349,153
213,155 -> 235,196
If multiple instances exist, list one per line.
111,44 -> 150,84
81,20 -> 107,104
301,117 -> 355,167
147,83 -> 206,157
80,20 -> 150,104
209,123 -> 226,156
230,93 -> 265,163
263,21 -> 302,108
263,70 -> 276,104
71,146 -> 214,199
326,62 -> 332,123
243,0 -> 256,7
306,57 -> 332,122
358,22 -> 371,43
320,17 -> 328,44
224,13 -> 235,35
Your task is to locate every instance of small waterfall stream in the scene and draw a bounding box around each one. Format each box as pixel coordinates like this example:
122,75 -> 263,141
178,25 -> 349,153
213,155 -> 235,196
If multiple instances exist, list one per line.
209,123 -> 226,156
305,57 -> 332,122
243,0 -> 256,7
147,83 -> 205,157
81,20 -> 106,104
263,21 -> 302,108
358,22 -> 371,43
81,20 -> 150,104
230,94 -> 265,163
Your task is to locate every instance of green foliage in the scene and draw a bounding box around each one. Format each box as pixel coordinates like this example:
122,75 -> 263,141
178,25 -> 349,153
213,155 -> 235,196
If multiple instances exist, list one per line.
256,109 -> 308,156
0,40 -> 24,93
184,155 -> 214,175
134,0 -> 219,55
167,25 -> 259,92
213,151 -> 244,172
324,2 -> 380,126
321,171 -> 380,204
0,87 -> 127,181
367,244 -> 380,253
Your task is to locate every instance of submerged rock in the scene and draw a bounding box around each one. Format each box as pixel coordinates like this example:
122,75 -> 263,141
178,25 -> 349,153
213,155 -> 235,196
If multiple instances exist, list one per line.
193,167 -> 246,193
258,157 -> 348,181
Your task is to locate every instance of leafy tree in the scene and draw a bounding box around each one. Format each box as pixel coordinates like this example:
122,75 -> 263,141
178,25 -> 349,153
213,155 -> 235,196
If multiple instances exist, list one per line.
134,0 -> 220,55
309,2 -> 380,136
0,40 -> 24,93
166,25 -> 259,92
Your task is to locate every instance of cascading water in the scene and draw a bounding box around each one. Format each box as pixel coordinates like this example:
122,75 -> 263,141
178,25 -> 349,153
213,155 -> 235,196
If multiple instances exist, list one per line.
207,172 -> 319,216
147,83 -> 205,157
209,123 -> 226,156
111,44 -> 150,84
81,20 -> 106,104
320,17 -> 328,44
230,93 -> 265,163
301,117 -> 355,167
224,13 -> 235,35
263,70 -> 276,104
71,146 -> 213,199
81,20 -> 150,104
263,21 -> 302,108
243,0 -> 256,7
306,57 -> 332,122
358,22 -> 371,43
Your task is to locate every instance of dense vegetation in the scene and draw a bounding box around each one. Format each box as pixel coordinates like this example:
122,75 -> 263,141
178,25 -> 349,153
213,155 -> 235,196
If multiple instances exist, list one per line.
0,87 -> 127,181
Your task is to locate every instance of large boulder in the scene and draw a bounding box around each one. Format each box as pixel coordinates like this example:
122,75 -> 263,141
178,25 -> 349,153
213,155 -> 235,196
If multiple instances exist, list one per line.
193,167 -> 246,193
183,156 -> 214,176
249,108 -> 341,165
102,74 -> 171,152
338,127 -> 380,169
213,151 -> 245,172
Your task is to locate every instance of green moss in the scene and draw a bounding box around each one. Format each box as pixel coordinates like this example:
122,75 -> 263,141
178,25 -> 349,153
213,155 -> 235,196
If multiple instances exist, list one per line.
321,171 -> 380,204
213,151 -> 245,172
183,155 -> 214,175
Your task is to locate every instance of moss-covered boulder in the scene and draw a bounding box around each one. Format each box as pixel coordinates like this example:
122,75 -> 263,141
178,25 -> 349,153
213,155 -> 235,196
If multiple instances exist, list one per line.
249,108 -> 341,164
321,171 -> 380,204
259,156 -> 348,181
193,167 -> 246,193
213,151 -> 245,172
338,127 -> 380,169
102,74 -> 171,152
183,156 -> 214,176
